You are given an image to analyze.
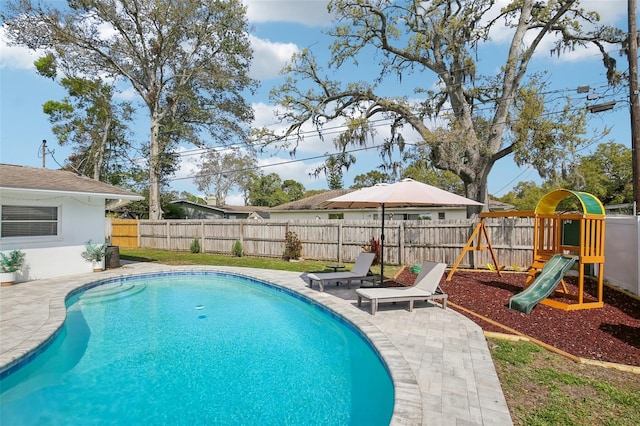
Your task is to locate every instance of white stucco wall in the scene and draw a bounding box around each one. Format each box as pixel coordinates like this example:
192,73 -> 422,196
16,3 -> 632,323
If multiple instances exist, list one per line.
0,189 -> 107,281
604,216 -> 640,296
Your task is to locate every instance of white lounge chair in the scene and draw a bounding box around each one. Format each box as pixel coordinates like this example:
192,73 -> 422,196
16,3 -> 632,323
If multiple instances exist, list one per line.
356,261 -> 448,314
307,252 -> 377,292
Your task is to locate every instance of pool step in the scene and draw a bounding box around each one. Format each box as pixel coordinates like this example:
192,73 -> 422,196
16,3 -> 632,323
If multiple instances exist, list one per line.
80,282 -> 146,304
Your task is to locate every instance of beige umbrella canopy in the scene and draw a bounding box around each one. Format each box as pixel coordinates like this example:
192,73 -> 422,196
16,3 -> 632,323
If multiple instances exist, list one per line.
322,178 -> 483,279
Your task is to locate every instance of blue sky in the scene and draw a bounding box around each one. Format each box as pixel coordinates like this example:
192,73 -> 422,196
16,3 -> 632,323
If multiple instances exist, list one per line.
0,0 -> 633,205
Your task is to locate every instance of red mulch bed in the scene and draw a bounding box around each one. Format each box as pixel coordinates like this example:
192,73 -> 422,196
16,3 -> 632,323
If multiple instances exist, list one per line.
392,269 -> 640,367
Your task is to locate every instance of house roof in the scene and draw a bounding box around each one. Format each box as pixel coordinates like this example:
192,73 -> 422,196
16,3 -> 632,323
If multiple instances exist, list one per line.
0,164 -> 143,200
271,187 -> 510,211
271,189 -> 353,211
488,199 -> 515,211
171,200 -> 270,217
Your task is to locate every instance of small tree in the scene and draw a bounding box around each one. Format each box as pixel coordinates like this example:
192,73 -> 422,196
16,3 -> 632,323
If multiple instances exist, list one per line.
194,149 -> 256,206
190,238 -> 201,254
283,231 -> 302,261
231,240 -> 243,257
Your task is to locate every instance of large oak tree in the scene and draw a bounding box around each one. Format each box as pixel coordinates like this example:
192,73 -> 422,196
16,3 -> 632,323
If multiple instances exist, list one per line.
3,0 -> 257,219
258,0 -> 626,215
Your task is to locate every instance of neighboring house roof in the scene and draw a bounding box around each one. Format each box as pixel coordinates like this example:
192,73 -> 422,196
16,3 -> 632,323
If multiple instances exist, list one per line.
170,200 -> 270,218
271,189 -> 352,211
488,199 -> 515,211
0,164 -> 143,200
271,188 -> 509,211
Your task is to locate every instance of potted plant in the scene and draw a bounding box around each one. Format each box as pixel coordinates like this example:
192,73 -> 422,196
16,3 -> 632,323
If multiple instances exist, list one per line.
0,249 -> 26,286
81,240 -> 107,272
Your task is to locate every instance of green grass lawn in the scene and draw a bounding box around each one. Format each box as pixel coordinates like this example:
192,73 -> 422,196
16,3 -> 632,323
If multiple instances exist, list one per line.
120,247 -> 403,277
489,338 -> 640,426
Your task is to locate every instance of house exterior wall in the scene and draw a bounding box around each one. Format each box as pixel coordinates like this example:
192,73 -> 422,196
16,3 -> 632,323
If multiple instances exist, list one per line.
0,189 -> 107,281
179,204 -> 224,219
172,202 -> 251,220
269,207 -> 468,221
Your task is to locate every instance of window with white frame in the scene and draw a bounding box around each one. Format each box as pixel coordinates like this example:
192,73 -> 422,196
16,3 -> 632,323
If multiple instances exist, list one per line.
1,205 -> 59,238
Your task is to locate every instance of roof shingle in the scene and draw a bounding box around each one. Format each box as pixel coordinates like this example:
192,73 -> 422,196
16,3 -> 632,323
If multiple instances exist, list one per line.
0,164 -> 142,199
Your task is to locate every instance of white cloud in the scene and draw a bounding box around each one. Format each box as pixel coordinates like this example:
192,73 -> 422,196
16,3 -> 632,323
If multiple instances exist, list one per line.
535,0 -> 628,64
257,154 -> 325,186
244,0 -> 332,26
172,146 -> 202,183
252,101 -> 281,126
252,98 -> 431,159
0,27 -> 43,70
486,0 -> 628,63
252,101 -> 330,154
580,0 -> 628,25
114,86 -> 139,101
1,19 -> 300,82
249,35 -> 298,80
226,193 -> 245,205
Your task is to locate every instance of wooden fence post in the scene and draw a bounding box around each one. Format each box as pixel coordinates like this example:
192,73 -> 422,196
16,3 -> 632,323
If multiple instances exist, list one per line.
399,222 -> 405,265
338,222 -> 343,263
201,221 -> 205,253
166,221 -> 171,251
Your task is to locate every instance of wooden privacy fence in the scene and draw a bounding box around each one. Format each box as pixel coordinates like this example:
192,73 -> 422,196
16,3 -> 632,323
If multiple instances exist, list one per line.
109,219 -> 139,248
111,217 -> 535,269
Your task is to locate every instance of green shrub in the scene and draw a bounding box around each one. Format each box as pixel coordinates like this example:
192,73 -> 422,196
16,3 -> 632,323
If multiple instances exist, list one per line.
190,238 -> 201,254
0,249 -> 25,273
283,231 -> 302,260
231,239 -> 243,257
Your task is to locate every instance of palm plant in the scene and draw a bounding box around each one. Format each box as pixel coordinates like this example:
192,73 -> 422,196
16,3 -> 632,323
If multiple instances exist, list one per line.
81,240 -> 107,263
0,250 -> 25,273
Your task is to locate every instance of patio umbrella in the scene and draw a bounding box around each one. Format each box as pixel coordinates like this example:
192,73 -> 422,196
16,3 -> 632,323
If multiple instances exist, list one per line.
322,178 -> 483,280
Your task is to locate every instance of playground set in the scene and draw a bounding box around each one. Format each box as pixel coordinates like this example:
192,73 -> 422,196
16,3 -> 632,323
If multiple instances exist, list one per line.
447,189 -> 606,314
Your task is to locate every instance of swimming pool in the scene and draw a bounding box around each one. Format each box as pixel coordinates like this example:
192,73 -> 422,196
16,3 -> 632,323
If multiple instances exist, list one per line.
0,272 -> 394,425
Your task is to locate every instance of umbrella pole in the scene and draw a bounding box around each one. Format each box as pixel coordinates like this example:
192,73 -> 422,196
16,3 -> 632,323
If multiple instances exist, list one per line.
381,203 -> 385,282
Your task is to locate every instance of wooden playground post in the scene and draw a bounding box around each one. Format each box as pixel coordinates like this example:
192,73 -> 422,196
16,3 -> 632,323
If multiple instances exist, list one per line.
446,211 -> 534,281
447,190 -> 606,312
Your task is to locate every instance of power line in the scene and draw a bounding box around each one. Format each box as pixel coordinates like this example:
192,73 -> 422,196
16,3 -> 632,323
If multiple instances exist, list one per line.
493,166 -> 534,195
168,142 -> 388,182
167,95 -> 627,185
149,88 -> 626,166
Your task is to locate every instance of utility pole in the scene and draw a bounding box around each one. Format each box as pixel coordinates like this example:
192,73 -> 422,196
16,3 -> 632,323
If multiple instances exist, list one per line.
41,140 -> 47,168
629,0 -> 639,214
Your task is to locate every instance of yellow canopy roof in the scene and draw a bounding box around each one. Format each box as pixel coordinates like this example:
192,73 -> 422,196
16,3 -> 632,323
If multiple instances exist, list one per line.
534,189 -> 604,215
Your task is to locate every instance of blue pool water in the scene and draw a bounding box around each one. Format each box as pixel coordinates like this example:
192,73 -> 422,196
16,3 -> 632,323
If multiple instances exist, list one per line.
0,273 -> 394,425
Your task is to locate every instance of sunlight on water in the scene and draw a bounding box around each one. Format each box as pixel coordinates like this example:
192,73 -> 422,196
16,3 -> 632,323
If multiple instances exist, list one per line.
0,273 -> 393,425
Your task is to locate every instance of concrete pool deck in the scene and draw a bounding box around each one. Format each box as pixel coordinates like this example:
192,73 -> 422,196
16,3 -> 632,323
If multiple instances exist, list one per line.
0,262 -> 512,425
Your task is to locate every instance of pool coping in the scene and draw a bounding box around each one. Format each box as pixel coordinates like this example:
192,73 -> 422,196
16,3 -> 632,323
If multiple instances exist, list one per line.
0,262 -> 512,425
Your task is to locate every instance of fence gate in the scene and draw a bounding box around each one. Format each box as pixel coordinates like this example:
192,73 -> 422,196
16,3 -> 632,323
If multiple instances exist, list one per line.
111,219 -> 139,248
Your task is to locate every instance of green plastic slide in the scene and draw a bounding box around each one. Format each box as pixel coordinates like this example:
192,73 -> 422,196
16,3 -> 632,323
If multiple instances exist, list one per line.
508,254 -> 578,314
